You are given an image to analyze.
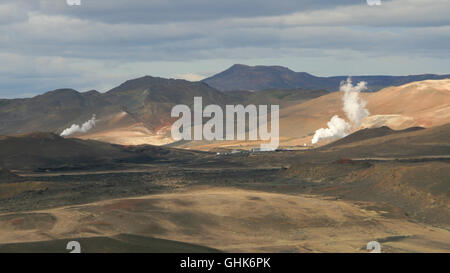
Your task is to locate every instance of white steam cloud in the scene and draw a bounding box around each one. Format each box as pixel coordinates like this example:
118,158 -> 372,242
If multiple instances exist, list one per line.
341,79 -> 370,126
311,115 -> 350,144
60,114 -> 97,137
312,78 -> 369,144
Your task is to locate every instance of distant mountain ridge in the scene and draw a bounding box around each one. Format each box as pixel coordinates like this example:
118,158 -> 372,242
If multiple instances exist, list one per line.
0,76 -> 226,135
2,73 -> 449,148
0,75 -> 326,138
202,64 -> 450,92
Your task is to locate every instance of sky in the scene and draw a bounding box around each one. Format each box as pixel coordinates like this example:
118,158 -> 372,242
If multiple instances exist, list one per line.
0,0 -> 449,98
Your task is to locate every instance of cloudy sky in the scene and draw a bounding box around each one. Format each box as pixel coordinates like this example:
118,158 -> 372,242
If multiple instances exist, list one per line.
0,0 -> 449,98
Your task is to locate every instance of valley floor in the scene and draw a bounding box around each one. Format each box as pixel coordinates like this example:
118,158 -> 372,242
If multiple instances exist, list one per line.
0,154 -> 449,253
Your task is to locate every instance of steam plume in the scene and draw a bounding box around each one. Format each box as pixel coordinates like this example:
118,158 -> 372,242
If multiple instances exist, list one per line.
311,115 -> 350,144
341,78 -> 369,126
60,114 -> 97,137
311,78 -> 369,144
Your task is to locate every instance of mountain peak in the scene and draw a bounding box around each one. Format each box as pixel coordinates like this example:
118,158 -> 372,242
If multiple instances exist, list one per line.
227,64 -> 295,73
40,88 -> 80,97
203,64 -> 450,92
203,64 -> 315,91
229,64 -> 249,69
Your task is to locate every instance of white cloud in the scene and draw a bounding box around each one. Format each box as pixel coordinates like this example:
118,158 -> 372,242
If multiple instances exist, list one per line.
233,0 -> 450,27
173,73 -> 207,82
0,2 -> 31,25
0,0 -> 449,97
